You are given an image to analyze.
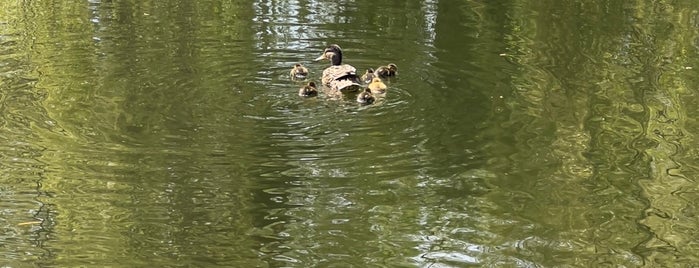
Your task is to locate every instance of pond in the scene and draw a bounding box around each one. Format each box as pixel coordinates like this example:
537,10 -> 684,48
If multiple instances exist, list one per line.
2,0 -> 699,267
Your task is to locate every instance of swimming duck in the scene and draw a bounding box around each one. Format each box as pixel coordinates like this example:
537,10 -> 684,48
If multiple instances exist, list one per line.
367,77 -> 387,94
356,88 -> 375,104
361,68 -> 376,84
375,63 -> 397,78
314,44 -> 362,92
298,81 -> 318,97
290,63 -> 309,79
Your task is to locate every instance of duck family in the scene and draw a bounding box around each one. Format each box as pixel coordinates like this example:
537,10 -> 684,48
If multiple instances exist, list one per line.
289,44 -> 396,104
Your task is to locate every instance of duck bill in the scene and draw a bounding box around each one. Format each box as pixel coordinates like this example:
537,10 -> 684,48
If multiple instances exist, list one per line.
314,54 -> 326,61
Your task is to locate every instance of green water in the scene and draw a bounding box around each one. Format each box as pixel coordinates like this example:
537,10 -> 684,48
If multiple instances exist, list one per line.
2,0 -> 699,267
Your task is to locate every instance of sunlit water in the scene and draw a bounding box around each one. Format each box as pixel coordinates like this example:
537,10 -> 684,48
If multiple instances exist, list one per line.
2,0 -> 699,267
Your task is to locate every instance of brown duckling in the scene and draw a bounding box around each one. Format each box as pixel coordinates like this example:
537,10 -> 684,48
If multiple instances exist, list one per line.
298,81 -> 318,97
361,68 -> 376,84
313,44 -> 362,92
375,63 -> 397,78
367,77 -> 387,94
290,63 -> 309,79
356,88 -> 375,104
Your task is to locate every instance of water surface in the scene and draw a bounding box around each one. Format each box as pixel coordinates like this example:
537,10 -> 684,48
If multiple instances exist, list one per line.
2,0 -> 699,267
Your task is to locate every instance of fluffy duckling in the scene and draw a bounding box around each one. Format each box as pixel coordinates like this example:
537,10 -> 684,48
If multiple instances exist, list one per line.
375,63 -> 397,78
314,44 -> 362,92
290,63 -> 309,79
361,68 -> 376,84
298,81 -> 318,97
356,88 -> 375,104
367,77 -> 387,94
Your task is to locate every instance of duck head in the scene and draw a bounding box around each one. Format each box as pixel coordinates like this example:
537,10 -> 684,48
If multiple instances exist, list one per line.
314,44 -> 343,65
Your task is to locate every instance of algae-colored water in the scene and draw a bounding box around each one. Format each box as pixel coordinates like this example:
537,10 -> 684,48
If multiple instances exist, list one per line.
2,0 -> 699,266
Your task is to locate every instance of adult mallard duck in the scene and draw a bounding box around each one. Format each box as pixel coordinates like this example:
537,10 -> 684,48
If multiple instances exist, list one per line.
356,88 -> 375,104
298,81 -> 318,97
367,77 -> 387,94
290,63 -> 309,79
361,68 -> 375,84
314,44 -> 362,92
375,63 -> 397,78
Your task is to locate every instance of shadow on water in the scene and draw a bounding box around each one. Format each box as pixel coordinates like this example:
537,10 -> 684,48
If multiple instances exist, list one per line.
2,0 -> 699,267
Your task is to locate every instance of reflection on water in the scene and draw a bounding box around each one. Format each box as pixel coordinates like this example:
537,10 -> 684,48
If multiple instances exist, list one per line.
2,0 -> 699,266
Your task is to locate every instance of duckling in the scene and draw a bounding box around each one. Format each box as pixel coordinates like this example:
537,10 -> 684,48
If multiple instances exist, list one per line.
314,44 -> 362,92
298,81 -> 318,97
375,63 -> 397,78
290,63 -> 309,79
361,68 -> 375,84
367,77 -> 387,94
356,88 -> 375,104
